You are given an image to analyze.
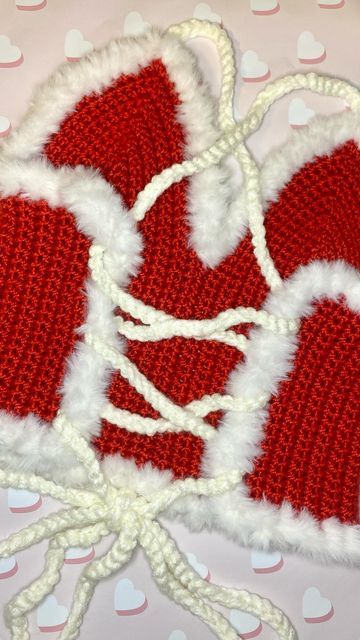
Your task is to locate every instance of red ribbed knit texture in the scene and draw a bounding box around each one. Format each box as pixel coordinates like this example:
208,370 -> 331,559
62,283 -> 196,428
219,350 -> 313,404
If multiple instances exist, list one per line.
0,197 -> 90,420
0,59 -> 358,524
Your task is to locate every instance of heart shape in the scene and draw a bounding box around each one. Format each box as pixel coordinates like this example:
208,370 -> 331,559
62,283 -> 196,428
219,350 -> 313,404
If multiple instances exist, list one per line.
0,555 -> 18,579
0,35 -> 23,68
193,3 -> 222,23
297,31 -> 326,64
302,587 -> 334,623
168,632 -> 187,640
16,0 -> 47,10
288,98 -> 314,128
251,550 -> 283,573
7,488 -> 42,513
0,27 -> 359,566
37,595 -> 68,632
241,50 -> 271,82
123,11 -> 150,36
229,610 -> 262,638
250,0 -> 280,15
0,116 -> 11,138
185,552 -> 210,580
318,0 -> 344,7
64,546 -> 95,564
64,29 -> 93,62
114,578 -> 148,615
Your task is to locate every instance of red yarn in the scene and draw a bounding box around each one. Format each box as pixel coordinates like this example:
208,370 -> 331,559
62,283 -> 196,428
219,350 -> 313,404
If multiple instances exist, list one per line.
246,299 -> 360,524
0,58 -> 359,525
0,197 -> 89,420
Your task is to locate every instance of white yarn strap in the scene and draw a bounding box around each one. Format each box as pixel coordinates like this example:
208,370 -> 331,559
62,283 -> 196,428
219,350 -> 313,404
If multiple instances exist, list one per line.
0,418 -> 297,640
88,242 -> 296,438
142,519 -> 296,640
84,17 -> 360,447
4,17 -> 360,640
115,303 -> 299,340
3,524 -> 108,640
101,391 -> 269,439
169,19 -> 236,129
130,19 -> 360,291
168,19 -> 278,290
128,66 -> 360,286
53,412 -> 108,498
89,242 -> 297,338
85,332 -> 211,433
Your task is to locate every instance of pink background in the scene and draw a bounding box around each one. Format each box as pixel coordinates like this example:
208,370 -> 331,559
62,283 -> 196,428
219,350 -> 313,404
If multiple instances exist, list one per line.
0,1 -> 359,639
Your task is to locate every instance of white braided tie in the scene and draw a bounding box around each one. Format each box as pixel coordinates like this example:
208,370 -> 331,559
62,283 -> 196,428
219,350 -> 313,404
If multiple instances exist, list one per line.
88,243 -> 297,437
0,412 -> 297,640
1,15 -> 359,640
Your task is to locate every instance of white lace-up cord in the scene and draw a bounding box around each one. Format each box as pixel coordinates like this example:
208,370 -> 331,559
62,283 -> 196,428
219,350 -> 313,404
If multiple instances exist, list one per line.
0,413 -> 297,640
90,248 -> 295,335
88,232 -> 298,440
128,70 -> 359,290
167,19 -> 284,289
82,21 -> 357,640
88,244 -> 298,438
2,17 -> 359,640
130,20 -> 360,294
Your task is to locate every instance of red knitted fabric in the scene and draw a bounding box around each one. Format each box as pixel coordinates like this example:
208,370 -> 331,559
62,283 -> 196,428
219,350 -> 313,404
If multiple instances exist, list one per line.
247,299 -> 360,523
0,197 -> 90,421
1,58 -> 359,525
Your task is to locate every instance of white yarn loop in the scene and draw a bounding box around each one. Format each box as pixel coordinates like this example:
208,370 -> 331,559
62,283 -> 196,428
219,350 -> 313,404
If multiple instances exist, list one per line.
89,243 -> 297,438
2,14 -> 359,640
134,19 -> 360,292
0,444 -> 296,640
115,308 -> 299,341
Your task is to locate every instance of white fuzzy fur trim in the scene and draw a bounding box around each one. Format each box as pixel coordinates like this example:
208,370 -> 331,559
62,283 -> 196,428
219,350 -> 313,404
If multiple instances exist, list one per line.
0,28 -> 241,268
0,158 -> 141,470
0,30 -> 358,268
205,260 -> 360,475
102,456 -> 173,494
195,260 -> 360,565
259,109 -> 360,204
0,411 -> 87,486
61,166 -> 143,283
210,109 -> 360,255
77,259 -> 360,567
102,260 -> 360,568
0,28 -> 359,566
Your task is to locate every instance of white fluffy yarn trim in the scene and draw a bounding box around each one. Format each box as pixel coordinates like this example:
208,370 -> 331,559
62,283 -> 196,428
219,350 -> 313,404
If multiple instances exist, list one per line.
0,17 -> 360,640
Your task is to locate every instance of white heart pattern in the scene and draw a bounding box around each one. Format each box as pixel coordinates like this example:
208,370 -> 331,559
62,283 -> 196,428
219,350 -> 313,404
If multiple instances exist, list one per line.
168,632 -> 188,640
0,556 -> 18,579
302,587 -> 334,623
7,488 -> 42,513
193,3 -> 222,23
15,0 -> 47,9
318,0 -> 344,7
64,546 -> 95,564
64,29 -> 93,62
37,595 -> 68,633
250,0 -> 280,15
185,552 -> 210,580
114,578 -> 148,616
241,50 -> 270,82
229,610 -> 262,638
0,35 -> 23,67
0,115 -> 11,138
251,550 -> 283,573
288,98 -> 315,128
297,31 -> 326,64
123,12 -> 150,36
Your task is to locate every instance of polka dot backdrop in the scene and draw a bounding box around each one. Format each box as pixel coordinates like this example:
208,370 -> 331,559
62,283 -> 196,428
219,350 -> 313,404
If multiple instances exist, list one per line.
0,1 -> 359,639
